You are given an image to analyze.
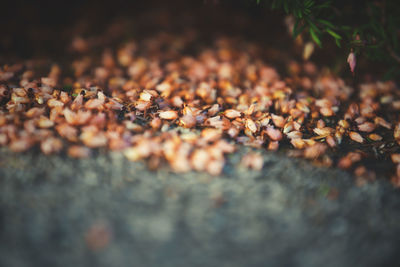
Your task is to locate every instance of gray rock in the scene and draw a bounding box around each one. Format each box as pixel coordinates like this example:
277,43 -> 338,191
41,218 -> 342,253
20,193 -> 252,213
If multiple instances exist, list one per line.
0,147 -> 399,267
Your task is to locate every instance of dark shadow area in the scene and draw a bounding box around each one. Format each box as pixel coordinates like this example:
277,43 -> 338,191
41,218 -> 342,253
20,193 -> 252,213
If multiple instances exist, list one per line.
0,0 -> 288,59
1,0 -> 392,79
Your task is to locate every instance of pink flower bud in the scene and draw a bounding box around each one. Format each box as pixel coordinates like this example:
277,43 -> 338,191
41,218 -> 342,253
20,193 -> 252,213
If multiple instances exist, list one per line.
347,52 -> 356,73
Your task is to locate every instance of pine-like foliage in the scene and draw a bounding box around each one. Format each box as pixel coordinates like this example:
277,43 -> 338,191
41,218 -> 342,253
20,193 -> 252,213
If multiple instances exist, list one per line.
253,0 -> 400,76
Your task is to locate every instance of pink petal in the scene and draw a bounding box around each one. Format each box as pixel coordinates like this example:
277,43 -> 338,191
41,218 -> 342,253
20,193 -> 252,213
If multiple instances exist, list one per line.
347,52 -> 356,73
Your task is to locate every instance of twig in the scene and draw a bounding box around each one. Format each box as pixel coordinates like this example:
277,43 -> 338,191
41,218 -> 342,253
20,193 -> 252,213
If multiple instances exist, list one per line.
387,46 -> 400,64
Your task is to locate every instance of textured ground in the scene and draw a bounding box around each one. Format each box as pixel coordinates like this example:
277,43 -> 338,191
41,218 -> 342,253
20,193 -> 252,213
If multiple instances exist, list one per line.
1,148 -> 400,267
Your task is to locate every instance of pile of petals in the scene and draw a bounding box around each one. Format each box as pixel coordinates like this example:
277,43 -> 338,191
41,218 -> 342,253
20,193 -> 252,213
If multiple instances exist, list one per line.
1,33 -> 400,186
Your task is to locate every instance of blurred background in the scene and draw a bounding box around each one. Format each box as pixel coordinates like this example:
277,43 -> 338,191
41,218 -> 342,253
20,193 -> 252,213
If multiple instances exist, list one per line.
2,0 -> 391,79
0,0 -> 299,60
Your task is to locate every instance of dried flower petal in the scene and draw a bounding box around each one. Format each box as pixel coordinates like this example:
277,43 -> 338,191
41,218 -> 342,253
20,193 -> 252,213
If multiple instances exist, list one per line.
159,110 -> 178,120
349,131 -> 364,143
224,109 -> 242,119
266,126 -> 282,141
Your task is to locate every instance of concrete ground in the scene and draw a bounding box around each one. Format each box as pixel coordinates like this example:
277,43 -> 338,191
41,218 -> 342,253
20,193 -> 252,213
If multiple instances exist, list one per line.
0,147 -> 400,267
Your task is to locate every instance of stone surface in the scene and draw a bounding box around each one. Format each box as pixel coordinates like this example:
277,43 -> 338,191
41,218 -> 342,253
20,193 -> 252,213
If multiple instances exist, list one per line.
0,147 -> 400,267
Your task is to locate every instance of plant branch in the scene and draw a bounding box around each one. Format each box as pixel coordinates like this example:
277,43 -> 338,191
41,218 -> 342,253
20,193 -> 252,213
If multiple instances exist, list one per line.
387,46 -> 400,64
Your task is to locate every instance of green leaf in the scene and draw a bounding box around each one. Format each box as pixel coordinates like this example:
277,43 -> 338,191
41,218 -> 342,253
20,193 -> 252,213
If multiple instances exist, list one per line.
341,25 -> 352,31
315,1 -> 332,9
293,22 -> 306,39
318,19 -> 335,29
283,1 -> 289,13
335,38 -> 341,47
306,18 -> 320,33
298,10 -> 303,19
304,0 -> 314,8
271,0 -> 279,9
310,27 -> 322,47
315,3 -> 330,9
326,29 -> 342,40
